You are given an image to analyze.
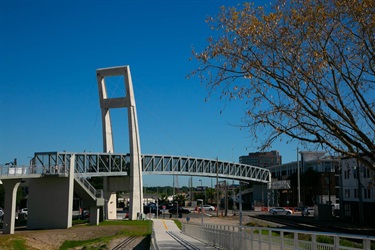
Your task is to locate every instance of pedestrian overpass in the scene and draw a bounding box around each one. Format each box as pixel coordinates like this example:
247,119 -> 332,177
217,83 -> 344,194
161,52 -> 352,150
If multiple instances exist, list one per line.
0,152 -> 270,234
28,151 -> 270,182
0,65 -> 271,234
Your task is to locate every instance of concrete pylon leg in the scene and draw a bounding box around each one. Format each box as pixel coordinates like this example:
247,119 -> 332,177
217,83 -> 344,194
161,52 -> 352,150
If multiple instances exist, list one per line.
2,179 -> 22,234
103,177 -> 117,220
96,66 -> 143,220
125,68 -> 143,220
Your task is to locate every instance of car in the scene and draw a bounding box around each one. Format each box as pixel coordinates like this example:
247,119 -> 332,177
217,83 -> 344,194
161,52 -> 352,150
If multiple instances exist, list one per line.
82,210 -> 90,219
19,208 -> 28,215
302,207 -> 314,217
143,206 -> 162,215
168,206 -> 190,214
269,207 -> 293,215
294,206 -> 305,212
0,209 -> 4,222
199,205 -> 215,211
18,208 -> 28,220
122,207 -> 129,218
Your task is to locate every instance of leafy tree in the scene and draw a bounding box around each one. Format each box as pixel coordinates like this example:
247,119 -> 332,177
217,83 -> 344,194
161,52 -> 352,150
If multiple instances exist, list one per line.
205,188 -> 216,204
158,193 -> 170,205
192,0 -> 375,171
194,192 -> 205,201
173,194 -> 186,206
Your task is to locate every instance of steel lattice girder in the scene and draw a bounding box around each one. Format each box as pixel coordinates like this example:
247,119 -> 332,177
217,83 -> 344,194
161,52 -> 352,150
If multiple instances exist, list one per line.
141,155 -> 270,183
32,152 -> 270,183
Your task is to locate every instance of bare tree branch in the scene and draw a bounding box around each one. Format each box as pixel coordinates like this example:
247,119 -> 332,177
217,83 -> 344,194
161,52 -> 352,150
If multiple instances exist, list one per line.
191,0 -> 375,171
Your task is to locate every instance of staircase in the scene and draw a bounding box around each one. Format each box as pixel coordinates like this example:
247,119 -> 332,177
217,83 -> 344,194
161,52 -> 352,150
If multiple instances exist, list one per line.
74,172 -> 104,207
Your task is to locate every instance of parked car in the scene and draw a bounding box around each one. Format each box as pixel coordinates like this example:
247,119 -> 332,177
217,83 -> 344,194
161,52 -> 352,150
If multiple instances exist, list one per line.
302,207 -> 314,217
168,206 -> 190,214
294,206 -> 305,212
122,207 -> 129,219
0,208 -> 4,222
199,205 -> 215,211
18,208 -> 28,220
269,207 -> 293,215
19,208 -> 28,215
82,210 -> 90,219
143,206 -> 162,215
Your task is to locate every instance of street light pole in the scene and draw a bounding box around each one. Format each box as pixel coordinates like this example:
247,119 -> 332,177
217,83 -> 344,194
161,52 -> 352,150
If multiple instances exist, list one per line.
239,182 -> 243,226
199,179 -> 203,204
197,199 -> 203,225
225,180 -> 228,217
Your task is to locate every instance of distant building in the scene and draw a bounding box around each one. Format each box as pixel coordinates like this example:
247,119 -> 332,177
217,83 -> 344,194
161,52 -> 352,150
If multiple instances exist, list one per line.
239,150 -> 282,167
340,157 -> 375,225
243,151 -> 340,208
239,150 -> 281,208
267,151 -> 340,207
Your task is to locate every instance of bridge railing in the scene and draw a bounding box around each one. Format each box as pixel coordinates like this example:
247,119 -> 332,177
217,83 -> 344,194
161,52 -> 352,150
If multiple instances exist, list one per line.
0,165 -> 43,177
75,171 -> 103,198
0,165 -> 70,177
182,223 -> 375,250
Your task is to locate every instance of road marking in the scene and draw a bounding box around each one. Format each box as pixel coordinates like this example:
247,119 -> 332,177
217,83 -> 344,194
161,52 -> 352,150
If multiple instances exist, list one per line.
162,220 -> 168,230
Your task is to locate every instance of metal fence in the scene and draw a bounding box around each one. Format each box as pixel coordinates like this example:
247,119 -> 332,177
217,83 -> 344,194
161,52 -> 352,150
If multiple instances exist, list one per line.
182,223 -> 375,250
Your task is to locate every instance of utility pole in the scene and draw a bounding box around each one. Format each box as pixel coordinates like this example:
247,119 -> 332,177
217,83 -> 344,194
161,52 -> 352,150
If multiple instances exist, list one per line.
216,158 -> 219,217
297,147 -> 301,206
225,180 -> 228,216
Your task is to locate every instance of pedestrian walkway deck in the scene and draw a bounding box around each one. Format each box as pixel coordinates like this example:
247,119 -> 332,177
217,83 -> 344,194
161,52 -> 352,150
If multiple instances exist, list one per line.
152,219 -> 217,250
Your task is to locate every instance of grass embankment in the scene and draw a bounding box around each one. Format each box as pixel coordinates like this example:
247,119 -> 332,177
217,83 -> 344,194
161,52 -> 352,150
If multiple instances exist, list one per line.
173,219 -> 182,230
59,220 -> 152,250
0,220 -> 152,250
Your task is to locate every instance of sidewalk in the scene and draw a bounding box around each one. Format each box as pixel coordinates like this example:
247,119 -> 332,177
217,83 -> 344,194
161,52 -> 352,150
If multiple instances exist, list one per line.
152,219 -> 217,250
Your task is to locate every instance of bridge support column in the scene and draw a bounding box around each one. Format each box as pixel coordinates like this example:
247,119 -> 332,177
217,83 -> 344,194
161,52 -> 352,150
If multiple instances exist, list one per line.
103,187 -> 117,220
89,206 -> 100,225
27,155 -> 74,229
2,179 -> 22,234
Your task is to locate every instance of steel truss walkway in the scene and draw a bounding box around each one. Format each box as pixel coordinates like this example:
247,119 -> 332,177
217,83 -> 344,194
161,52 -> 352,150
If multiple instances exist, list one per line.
0,151 -> 271,184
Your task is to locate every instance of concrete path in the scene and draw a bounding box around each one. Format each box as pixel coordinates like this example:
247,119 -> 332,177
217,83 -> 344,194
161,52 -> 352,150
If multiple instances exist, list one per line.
152,219 -> 217,250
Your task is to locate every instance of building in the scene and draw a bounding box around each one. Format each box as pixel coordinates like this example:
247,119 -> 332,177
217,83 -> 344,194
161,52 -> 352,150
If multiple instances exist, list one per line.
239,150 -> 281,207
340,157 -> 375,225
267,151 -> 340,207
244,151 -> 340,208
239,150 -> 282,167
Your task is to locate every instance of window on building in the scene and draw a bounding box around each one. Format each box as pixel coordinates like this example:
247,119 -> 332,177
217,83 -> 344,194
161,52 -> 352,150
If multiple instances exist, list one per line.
345,189 -> 350,198
354,188 -> 358,198
363,168 -> 371,179
324,162 -> 332,172
344,170 -> 350,179
364,188 -> 371,199
344,203 -> 351,216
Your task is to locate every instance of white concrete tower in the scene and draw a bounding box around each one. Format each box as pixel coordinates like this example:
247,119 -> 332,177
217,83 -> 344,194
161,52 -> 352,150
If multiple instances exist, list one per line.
96,66 -> 143,220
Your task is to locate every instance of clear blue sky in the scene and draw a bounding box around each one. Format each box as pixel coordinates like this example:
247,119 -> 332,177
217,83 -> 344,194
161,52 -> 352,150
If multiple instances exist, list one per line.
0,0 -> 300,187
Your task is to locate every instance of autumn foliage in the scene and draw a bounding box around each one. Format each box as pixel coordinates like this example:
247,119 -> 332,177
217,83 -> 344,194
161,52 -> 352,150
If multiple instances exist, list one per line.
192,0 -> 375,170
